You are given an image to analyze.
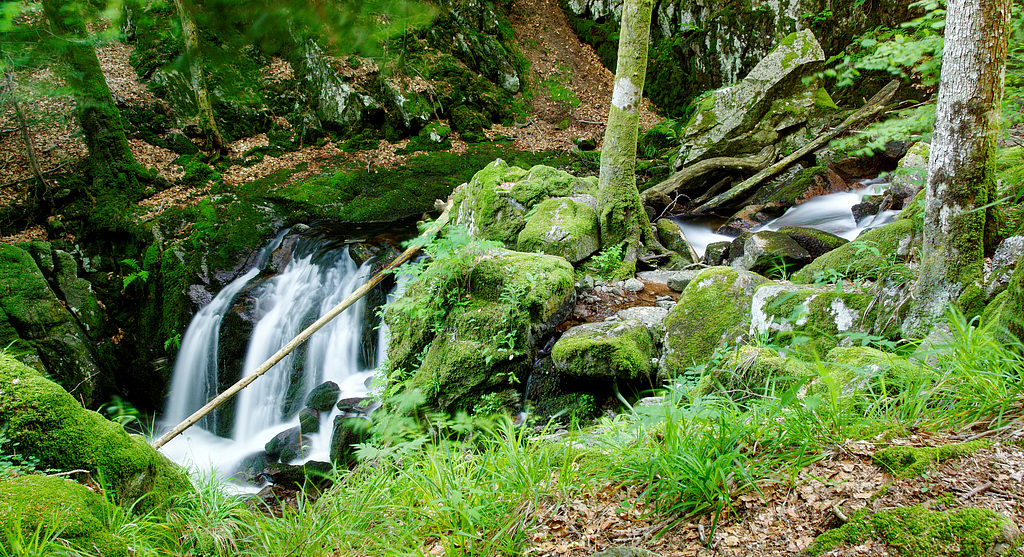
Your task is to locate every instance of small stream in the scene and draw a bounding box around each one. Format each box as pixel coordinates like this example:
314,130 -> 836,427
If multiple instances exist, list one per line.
675,179 -> 896,257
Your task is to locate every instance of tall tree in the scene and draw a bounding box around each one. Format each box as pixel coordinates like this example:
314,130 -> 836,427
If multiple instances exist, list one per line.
596,0 -> 654,270
41,0 -> 146,230
903,0 -> 1011,336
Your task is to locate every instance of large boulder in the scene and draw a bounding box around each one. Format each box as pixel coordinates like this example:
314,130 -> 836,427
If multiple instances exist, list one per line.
749,282 -> 879,353
730,231 -> 812,276
384,248 -> 576,410
0,475 -> 129,556
0,244 -> 104,405
0,354 -> 189,510
516,196 -> 601,263
662,267 -> 769,373
674,30 -> 834,168
453,160 -> 596,246
551,319 -> 657,380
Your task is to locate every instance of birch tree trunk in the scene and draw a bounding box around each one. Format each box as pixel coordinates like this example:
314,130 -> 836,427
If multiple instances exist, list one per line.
173,0 -> 228,155
596,0 -> 654,269
902,0 -> 1011,337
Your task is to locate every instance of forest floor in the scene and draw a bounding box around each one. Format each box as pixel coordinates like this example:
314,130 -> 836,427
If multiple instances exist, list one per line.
2,3 -> 1023,556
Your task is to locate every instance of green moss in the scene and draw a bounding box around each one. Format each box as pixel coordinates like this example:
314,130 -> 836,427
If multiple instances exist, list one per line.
516,197 -> 600,262
751,166 -> 828,205
0,475 -> 128,557
0,354 -> 189,511
821,346 -> 923,401
808,505 -> 1016,557
662,267 -> 769,373
792,219 -> 922,284
874,440 -> 992,478
551,320 -> 656,380
706,345 -> 812,396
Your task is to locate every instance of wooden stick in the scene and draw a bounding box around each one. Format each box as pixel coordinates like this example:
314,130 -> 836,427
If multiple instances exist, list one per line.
152,198 -> 455,450
691,80 -> 900,215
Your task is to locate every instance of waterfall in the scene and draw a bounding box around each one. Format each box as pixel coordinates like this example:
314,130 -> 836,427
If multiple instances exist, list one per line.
160,238 -> 379,478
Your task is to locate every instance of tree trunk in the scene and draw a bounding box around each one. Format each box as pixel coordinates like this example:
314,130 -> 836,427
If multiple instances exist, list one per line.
902,0 -> 1010,337
172,0 -> 228,155
596,0 -> 654,270
42,0 -> 144,230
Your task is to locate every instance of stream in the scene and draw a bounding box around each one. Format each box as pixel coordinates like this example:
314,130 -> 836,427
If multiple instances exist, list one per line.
157,179 -> 895,487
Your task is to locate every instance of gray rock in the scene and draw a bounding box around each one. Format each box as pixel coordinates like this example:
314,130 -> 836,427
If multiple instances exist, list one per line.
732,231 -> 812,275
517,197 -> 600,263
986,236 -> 1023,298
617,306 -> 668,333
665,269 -> 704,292
623,278 -> 645,292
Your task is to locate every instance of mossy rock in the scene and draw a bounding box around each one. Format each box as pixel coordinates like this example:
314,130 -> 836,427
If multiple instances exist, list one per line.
466,249 -> 576,328
706,345 -> 813,396
655,219 -> 697,265
732,230 -> 812,276
808,505 -> 1020,557
874,439 -> 991,478
662,267 -> 768,373
820,346 -> 924,400
0,354 -> 189,511
517,197 -> 600,263
750,282 -> 878,355
551,319 -> 656,380
0,245 -> 103,404
777,226 -> 849,258
0,475 -> 129,557
791,218 -> 922,285
452,160 -> 594,246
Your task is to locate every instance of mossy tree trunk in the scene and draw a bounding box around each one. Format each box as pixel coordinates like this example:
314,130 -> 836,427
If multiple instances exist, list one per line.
596,0 -> 654,271
172,0 -> 228,155
42,0 -> 145,231
903,0 -> 1011,337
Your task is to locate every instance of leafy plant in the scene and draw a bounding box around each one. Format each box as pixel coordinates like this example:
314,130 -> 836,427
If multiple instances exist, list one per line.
0,428 -> 41,479
588,243 -> 625,278
121,258 -> 150,289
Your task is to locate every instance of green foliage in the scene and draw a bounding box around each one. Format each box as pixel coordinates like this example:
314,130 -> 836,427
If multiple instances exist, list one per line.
586,242 -> 625,279
120,258 -> 150,290
0,514 -> 72,557
0,428 -> 41,479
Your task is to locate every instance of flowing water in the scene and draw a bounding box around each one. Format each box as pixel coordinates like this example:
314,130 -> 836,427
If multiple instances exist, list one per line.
159,239 -> 381,483
675,179 -> 897,257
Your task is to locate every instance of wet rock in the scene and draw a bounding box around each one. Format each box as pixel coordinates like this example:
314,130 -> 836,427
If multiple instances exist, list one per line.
265,427 -> 308,463
654,219 -> 697,264
336,396 -> 369,414
702,241 -> 731,266
732,231 -> 812,276
261,461 -> 334,491
330,416 -> 370,468
306,381 -> 341,412
298,407 -> 320,435
233,451 -> 273,485
777,226 -> 849,259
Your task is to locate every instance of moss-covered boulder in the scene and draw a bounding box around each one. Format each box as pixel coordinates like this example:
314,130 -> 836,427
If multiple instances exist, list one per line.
384,248 -> 575,410
777,226 -> 849,259
0,475 -> 129,557
452,160 -> 595,246
517,196 -> 600,263
662,267 -> 768,373
0,245 -> 103,405
791,218 -> 921,285
551,319 -> 657,380
808,505 -> 1020,557
675,30 -> 832,167
655,219 -> 697,265
0,354 -> 189,510
706,345 -> 813,396
750,282 -> 878,353
732,230 -> 812,276
819,346 -> 923,399
874,440 -> 990,478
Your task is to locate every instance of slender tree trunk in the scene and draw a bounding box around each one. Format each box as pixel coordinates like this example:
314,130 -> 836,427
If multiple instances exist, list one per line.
42,0 -> 144,230
172,0 -> 228,155
903,0 -> 1011,337
596,0 -> 654,269
2,75 -> 49,199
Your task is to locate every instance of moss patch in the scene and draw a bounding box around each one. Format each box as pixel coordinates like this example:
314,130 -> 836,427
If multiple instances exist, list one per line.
808,505 -> 1017,557
0,474 -> 128,557
874,440 -> 992,478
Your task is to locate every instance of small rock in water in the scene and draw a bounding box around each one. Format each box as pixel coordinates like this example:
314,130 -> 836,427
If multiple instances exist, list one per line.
299,407 -> 320,435
306,381 -> 341,412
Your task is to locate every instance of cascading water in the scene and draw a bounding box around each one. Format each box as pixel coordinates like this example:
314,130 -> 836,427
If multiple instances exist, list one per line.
673,179 -> 896,257
160,237 -> 380,481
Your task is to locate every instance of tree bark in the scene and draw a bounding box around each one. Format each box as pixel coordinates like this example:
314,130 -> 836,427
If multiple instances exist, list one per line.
597,0 -> 654,270
641,145 -> 776,210
2,75 -> 49,199
42,0 -> 145,230
173,0 -> 228,155
903,0 -> 1010,337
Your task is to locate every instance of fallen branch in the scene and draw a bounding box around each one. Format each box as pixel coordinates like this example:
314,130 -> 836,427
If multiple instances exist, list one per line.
152,196 -> 456,450
691,79 -> 900,215
641,145 -> 776,208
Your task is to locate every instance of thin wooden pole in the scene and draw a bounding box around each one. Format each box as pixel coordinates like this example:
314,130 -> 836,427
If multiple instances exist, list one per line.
152,199 -> 454,449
